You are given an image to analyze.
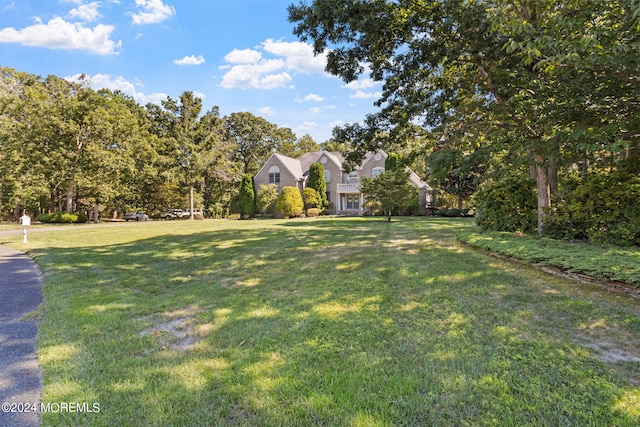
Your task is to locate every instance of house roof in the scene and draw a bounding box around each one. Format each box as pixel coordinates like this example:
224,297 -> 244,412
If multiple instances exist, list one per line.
273,153 -> 304,180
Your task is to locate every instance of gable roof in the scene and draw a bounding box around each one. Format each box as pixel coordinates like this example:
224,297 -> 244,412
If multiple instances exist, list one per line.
256,153 -> 304,181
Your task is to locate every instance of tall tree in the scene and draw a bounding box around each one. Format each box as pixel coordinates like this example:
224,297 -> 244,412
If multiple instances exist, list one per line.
224,112 -> 278,175
158,91 -> 210,219
289,0 -> 640,234
307,162 -> 327,208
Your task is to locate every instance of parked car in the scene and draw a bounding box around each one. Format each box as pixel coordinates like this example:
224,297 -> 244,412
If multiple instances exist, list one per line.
162,209 -> 205,219
161,209 -> 189,220
124,211 -> 149,221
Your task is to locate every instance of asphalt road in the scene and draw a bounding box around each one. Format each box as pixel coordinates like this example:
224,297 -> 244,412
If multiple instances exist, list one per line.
0,246 -> 43,427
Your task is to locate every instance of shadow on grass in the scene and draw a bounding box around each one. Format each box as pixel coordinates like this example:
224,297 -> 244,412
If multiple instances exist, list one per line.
32,218 -> 640,426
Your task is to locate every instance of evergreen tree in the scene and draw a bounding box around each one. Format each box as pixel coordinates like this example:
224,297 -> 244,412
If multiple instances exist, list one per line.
307,163 -> 327,208
238,174 -> 256,218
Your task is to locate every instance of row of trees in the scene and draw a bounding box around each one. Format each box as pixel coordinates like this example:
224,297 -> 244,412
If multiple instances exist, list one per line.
0,68 -> 322,221
288,0 -> 639,243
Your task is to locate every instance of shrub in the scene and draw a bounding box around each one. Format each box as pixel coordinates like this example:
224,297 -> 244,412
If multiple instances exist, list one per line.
302,187 -> 320,209
276,186 -> 304,218
474,175 -> 537,233
546,172 -> 640,246
306,208 -> 322,217
256,184 -> 278,216
37,212 -> 88,223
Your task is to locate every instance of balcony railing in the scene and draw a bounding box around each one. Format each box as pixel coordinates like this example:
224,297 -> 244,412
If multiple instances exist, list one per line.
337,183 -> 360,193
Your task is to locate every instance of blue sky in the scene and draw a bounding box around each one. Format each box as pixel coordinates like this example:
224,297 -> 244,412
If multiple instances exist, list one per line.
0,0 -> 383,143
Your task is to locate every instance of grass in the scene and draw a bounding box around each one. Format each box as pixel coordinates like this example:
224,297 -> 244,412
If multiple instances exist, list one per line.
3,217 -> 640,426
459,231 -> 640,287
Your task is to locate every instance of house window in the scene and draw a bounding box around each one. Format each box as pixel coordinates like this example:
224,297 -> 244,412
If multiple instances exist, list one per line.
326,192 -> 331,202
371,167 -> 385,178
324,170 -> 331,183
268,166 -> 280,184
346,194 -> 360,210
347,171 -> 359,184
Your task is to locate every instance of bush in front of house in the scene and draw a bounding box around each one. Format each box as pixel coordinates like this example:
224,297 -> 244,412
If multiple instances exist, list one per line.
302,187 -> 319,209
306,208 -> 322,217
257,184 -> 278,216
37,212 -> 88,223
276,186 -> 304,218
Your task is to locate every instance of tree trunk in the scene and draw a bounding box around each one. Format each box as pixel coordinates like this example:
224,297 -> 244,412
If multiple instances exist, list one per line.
548,160 -> 558,193
189,183 -> 194,220
93,204 -> 99,223
581,158 -> 590,176
535,161 -> 551,235
66,180 -> 74,213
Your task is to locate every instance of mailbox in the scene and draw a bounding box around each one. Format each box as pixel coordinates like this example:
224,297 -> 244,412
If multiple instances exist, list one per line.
20,215 -> 31,226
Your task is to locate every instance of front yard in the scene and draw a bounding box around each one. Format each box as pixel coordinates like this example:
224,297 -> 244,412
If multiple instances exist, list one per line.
5,217 -> 639,426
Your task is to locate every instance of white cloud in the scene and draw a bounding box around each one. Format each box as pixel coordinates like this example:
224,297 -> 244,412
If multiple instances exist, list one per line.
309,105 -> 336,115
0,17 -> 120,54
257,106 -> 275,117
65,73 -> 167,105
219,58 -> 292,90
220,39 -> 330,90
69,2 -> 101,22
262,38 -> 328,75
342,78 -> 379,90
296,121 -> 318,133
349,90 -> 382,99
295,93 -> 324,103
174,54 -> 205,65
2,1 -> 15,12
224,48 -> 262,64
130,0 -> 175,25
327,120 -> 345,129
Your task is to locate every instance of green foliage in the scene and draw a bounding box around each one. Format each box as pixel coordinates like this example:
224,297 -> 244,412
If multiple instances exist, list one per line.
460,231 -> 640,287
256,184 -> 278,216
302,187 -> 319,209
360,168 -> 415,221
276,186 -> 304,218
545,173 -> 640,246
474,175 -> 537,233
37,212 -> 88,224
384,153 -> 403,171
288,0 -> 640,234
238,174 -> 256,218
306,163 -> 327,208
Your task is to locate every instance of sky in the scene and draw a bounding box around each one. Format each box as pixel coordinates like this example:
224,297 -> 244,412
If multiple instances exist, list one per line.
0,0 -> 383,143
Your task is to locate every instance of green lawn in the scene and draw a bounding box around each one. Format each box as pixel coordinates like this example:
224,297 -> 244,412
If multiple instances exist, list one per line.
4,217 -> 640,426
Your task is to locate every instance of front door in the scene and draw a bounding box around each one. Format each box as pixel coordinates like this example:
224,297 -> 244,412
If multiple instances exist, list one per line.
346,194 -> 360,210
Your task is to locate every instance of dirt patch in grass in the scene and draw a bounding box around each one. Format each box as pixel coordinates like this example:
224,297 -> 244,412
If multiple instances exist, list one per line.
138,307 -> 206,352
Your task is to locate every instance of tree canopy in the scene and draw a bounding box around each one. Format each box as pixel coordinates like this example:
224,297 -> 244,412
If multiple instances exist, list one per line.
0,67 -> 319,220
289,0 -> 640,233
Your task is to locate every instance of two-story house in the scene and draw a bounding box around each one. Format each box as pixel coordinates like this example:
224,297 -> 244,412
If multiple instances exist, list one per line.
254,150 -> 432,215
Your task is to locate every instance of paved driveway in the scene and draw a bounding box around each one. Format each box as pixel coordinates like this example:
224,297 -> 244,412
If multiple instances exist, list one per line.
0,246 -> 43,427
